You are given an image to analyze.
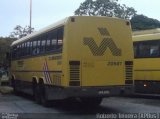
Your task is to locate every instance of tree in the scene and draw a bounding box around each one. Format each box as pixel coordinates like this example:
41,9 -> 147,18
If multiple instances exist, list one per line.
0,37 -> 16,67
10,25 -> 34,39
131,15 -> 160,31
75,0 -> 137,20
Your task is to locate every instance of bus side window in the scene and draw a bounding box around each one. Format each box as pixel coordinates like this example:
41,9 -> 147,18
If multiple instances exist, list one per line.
37,40 -> 41,54
138,40 -> 160,58
139,42 -> 150,57
29,41 -> 33,55
40,35 -> 46,53
32,40 -> 37,55
46,39 -> 51,52
24,42 -> 27,56
50,30 -> 57,52
19,45 -> 22,58
16,45 -> 19,58
57,27 -> 64,52
133,42 -> 138,58
27,42 -> 30,56
51,39 -> 57,51
150,42 -> 159,57
22,43 -> 25,56
22,43 -> 26,57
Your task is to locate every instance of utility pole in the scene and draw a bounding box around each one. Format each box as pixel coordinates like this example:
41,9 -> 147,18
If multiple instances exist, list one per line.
30,0 -> 32,34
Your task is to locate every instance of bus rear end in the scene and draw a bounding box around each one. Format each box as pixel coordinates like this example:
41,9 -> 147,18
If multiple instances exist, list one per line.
62,16 -> 133,103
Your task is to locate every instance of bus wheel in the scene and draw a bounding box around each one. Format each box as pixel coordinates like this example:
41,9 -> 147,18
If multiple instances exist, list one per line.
34,83 -> 41,104
39,80 -> 50,107
11,78 -> 17,94
80,97 -> 102,106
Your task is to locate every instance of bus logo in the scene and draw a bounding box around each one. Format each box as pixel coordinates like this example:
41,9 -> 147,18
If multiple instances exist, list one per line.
83,28 -> 122,56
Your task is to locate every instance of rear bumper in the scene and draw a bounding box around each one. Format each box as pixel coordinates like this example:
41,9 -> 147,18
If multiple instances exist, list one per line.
46,85 -> 133,100
134,80 -> 160,94
66,85 -> 133,97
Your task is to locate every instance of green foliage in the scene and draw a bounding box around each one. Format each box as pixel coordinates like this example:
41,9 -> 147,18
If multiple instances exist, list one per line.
75,0 -> 137,20
10,25 -> 34,39
131,15 -> 160,31
0,37 -> 16,66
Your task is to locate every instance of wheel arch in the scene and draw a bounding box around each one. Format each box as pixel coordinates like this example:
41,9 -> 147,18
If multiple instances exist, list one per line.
39,77 -> 45,84
32,76 -> 38,84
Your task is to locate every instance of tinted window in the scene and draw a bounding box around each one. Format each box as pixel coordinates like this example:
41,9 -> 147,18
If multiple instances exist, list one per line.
27,42 -> 30,55
49,29 -> 57,51
57,27 -> 64,51
134,40 -> 160,58
11,26 -> 64,59
40,35 -> 46,53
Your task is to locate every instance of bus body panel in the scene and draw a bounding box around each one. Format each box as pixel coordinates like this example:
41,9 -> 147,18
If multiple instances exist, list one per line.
134,58 -> 160,81
11,54 -> 63,84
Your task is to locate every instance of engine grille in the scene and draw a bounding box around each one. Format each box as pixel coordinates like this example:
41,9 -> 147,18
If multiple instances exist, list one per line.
125,61 -> 133,85
69,61 -> 80,86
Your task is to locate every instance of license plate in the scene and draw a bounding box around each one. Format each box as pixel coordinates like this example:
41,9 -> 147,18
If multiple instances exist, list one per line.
98,90 -> 110,95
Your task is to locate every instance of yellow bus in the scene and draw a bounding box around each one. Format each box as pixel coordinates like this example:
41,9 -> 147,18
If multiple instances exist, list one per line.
10,16 -> 133,106
133,29 -> 160,94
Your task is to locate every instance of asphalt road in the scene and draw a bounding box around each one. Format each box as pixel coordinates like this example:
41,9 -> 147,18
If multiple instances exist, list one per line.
0,93 -> 160,119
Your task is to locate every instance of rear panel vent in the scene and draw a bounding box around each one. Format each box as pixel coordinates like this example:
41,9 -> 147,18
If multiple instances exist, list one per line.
69,61 -> 80,86
125,61 -> 133,85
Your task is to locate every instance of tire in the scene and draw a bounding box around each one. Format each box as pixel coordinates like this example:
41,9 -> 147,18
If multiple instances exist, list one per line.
39,80 -> 50,107
80,97 -> 102,106
34,84 -> 41,104
11,78 -> 17,94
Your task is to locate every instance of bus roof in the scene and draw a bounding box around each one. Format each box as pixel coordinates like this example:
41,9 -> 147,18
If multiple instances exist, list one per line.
11,17 -> 68,46
132,28 -> 160,36
132,28 -> 160,42
132,32 -> 160,42
11,16 -> 127,47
